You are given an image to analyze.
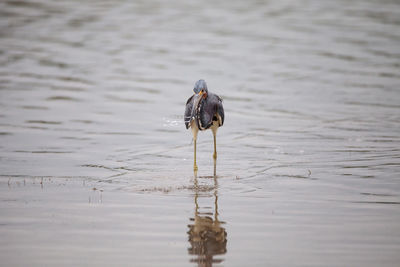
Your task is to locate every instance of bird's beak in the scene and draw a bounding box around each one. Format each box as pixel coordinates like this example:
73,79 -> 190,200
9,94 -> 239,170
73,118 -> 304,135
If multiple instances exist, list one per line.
191,92 -> 203,118
194,90 -> 203,102
193,92 -> 202,107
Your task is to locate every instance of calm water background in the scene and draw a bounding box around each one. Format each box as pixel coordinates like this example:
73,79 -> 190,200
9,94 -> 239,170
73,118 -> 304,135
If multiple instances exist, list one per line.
1,0 -> 400,266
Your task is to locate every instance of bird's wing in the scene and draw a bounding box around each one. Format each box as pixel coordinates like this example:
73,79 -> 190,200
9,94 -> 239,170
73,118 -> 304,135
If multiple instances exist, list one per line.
184,95 -> 194,129
216,95 -> 224,126
199,99 -> 214,130
199,94 -> 224,130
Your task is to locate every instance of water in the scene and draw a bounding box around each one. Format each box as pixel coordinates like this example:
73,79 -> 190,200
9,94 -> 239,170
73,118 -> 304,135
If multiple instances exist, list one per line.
1,0 -> 400,266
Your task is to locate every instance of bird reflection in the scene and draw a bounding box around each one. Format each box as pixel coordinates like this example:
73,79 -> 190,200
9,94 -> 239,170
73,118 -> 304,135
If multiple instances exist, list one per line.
187,166 -> 227,267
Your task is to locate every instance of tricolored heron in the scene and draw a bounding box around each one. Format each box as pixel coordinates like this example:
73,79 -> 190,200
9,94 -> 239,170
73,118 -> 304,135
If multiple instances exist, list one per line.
185,80 -> 224,171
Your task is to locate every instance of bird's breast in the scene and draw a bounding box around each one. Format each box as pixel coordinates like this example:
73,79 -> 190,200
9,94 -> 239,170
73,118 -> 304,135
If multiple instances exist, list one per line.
195,99 -> 205,130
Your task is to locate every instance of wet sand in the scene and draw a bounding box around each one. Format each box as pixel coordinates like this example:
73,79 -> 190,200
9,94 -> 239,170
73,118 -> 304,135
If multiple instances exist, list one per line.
1,0 -> 400,266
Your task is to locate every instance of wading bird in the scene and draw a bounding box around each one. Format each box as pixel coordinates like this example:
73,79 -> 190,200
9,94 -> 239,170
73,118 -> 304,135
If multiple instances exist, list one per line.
185,80 -> 224,171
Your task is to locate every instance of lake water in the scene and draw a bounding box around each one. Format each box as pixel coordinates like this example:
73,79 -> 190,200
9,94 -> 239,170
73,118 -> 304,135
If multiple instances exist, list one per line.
1,0 -> 400,266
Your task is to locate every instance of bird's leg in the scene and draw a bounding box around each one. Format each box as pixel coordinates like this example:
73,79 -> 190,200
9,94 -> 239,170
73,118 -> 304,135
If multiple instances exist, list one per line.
191,125 -> 199,172
194,139 -> 198,172
213,131 -> 217,160
213,156 -> 217,177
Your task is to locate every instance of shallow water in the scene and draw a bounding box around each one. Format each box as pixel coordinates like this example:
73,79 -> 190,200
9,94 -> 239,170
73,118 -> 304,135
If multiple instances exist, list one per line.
1,0 -> 400,266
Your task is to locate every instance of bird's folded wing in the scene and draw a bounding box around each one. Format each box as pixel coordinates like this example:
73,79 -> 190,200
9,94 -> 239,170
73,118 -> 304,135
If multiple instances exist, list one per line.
184,95 -> 194,129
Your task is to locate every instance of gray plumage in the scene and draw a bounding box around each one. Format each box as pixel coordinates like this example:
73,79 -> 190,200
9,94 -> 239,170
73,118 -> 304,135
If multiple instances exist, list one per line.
184,80 -> 224,130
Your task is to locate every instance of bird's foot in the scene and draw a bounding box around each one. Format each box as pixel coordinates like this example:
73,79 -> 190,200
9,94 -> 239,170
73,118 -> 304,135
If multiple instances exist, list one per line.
213,152 -> 217,159
193,164 -> 198,172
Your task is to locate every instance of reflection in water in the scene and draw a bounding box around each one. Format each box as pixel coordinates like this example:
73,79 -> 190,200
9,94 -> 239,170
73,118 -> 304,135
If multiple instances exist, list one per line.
187,167 -> 227,267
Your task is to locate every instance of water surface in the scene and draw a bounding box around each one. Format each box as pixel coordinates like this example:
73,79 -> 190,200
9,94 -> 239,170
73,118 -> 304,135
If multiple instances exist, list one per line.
1,0 -> 400,266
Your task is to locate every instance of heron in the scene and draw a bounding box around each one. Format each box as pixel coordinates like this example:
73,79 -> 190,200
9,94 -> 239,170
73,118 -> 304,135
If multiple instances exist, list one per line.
185,80 -> 224,171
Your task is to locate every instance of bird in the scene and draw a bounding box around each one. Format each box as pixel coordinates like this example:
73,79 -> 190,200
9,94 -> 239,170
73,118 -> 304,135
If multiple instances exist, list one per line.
185,80 -> 224,171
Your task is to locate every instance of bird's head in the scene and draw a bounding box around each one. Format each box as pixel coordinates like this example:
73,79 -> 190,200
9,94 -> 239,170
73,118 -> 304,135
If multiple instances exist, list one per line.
193,79 -> 208,99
